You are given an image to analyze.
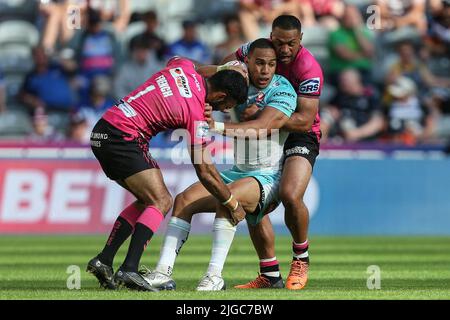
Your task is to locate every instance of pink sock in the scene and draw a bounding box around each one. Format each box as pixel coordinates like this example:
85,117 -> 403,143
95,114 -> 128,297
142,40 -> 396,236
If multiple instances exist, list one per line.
136,206 -> 164,233
119,203 -> 142,227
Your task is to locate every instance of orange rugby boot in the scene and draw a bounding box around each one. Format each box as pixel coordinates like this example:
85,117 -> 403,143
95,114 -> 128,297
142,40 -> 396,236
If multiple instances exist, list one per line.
285,260 -> 309,290
234,273 -> 284,289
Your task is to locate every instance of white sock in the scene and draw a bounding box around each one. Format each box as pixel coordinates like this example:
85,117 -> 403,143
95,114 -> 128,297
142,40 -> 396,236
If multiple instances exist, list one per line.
206,218 -> 236,277
155,217 -> 191,276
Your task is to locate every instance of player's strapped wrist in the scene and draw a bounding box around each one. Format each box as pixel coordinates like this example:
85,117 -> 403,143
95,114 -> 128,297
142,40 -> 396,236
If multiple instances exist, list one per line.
222,194 -> 239,212
222,194 -> 234,206
217,60 -> 246,72
217,64 -> 228,72
212,122 -> 225,134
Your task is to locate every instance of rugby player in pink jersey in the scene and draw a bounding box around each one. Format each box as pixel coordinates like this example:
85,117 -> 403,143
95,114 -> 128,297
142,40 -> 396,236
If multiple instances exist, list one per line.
86,56 -> 248,291
223,15 -> 323,290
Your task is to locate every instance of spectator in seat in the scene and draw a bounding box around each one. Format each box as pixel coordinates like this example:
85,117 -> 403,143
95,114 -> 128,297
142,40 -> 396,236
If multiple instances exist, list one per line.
74,7 -> 119,79
114,38 -> 162,101
297,0 -> 345,29
78,75 -> 114,133
425,0 -> 450,57
67,111 -> 90,144
328,5 -> 375,85
385,41 -> 450,97
213,14 -> 246,64
377,0 -> 427,35
27,107 -> 64,142
19,46 -> 76,113
238,0 -> 302,40
40,0 -> 76,54
423,88 -> 450,142
321,69 -> 385,142
167,20 -> 211,64
386,76 -> 431,145
129,10 -> 167,62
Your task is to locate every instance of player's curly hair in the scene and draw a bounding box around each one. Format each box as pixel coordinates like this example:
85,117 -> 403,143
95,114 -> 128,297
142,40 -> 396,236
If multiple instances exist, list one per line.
209,70 -> 248,105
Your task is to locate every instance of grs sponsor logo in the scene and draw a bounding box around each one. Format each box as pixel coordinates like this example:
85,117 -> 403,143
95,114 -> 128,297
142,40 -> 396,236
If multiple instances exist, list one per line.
273,91 -> 296,99
299,78 -> 320,94
169,67 -> 192,98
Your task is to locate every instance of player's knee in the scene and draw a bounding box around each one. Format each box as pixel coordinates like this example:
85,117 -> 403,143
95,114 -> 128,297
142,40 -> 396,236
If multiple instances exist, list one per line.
157,193 -> 173,215
172,192 -> 195,218
140,192 -> 173,215
172,193 -> 186,217
280,188 -> 303,209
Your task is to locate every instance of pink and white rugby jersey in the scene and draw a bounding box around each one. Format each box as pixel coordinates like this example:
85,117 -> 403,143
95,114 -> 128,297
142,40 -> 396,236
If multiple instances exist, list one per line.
236,44 -> 323,141
102,57 -> 209,145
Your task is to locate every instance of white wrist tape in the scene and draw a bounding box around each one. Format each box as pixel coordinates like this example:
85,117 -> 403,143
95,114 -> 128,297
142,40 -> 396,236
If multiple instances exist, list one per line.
222,194 -> 233,206
214,122 -> 225,134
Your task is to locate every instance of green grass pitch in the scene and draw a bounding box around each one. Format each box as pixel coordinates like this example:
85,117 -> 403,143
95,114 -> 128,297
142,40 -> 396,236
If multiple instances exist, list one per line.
0,235 -> 449,300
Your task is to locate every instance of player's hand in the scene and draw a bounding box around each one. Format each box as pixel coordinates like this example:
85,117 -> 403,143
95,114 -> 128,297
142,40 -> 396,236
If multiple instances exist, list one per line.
228,65 -> 249,85
204,103 -> 215,128
218,61 -> 249,85
240,104 -> 260,121
228,203 -> 246,226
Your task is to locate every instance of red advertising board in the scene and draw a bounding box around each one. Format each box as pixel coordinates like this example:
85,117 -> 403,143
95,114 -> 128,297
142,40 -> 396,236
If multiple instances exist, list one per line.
0,157 -> 221,234
0,160 -> 134,233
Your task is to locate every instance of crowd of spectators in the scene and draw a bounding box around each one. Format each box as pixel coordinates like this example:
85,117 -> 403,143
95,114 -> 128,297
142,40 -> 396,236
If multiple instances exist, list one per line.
0,0 -> 448,149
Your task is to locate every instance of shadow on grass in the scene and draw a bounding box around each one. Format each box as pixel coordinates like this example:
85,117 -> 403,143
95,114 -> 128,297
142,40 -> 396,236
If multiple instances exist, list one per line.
1,278 -> 449,292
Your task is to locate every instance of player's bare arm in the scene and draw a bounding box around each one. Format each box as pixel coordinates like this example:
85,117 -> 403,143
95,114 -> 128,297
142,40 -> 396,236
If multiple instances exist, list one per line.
205,104 -> 289,138
190,144 -> 245,225
282,96 -> 319,133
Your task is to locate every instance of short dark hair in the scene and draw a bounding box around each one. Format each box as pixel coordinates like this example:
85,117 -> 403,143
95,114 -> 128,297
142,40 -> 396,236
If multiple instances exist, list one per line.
272,15 -> 302,32
142,10 -> 157,21
129,36 -> 150,52
248,38 -> 276,56
209,70 -> 248,105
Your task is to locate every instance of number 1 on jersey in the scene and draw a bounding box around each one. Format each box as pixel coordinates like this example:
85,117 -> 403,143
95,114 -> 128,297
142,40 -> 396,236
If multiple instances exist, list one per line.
127,84 -> 156,103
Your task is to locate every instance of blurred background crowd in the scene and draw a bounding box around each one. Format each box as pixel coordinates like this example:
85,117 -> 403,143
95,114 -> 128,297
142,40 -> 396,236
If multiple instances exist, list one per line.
0,0 -> 448,149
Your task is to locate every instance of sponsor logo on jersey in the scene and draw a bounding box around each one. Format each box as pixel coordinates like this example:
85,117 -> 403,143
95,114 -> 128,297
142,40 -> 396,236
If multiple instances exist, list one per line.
170,67 -> 192,98
117,102 -> 137,118
285,146 -> 310,156
299,78 -> 320,94
256,92 -> 265,103
191,73 -> 202,92
273,91 -> 296,99
272,100 -> 291,108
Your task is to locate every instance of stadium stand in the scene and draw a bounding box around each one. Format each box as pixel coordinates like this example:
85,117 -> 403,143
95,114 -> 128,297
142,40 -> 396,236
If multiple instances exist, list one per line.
0,0 -> 447,151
